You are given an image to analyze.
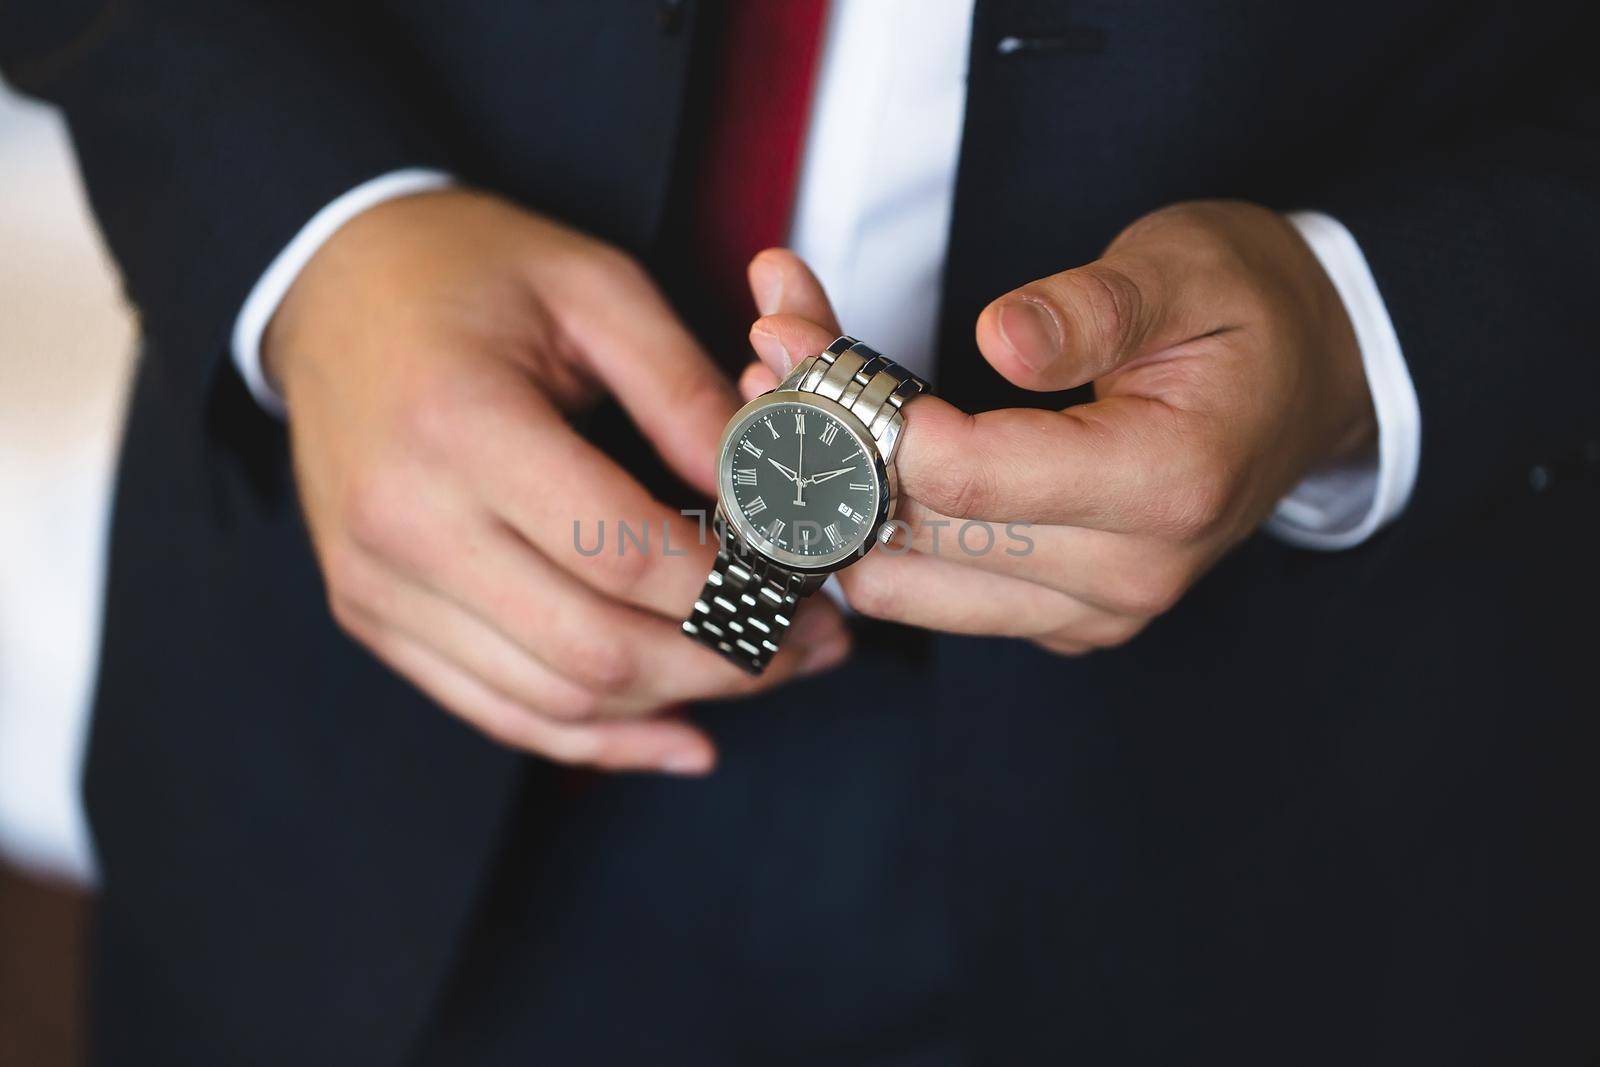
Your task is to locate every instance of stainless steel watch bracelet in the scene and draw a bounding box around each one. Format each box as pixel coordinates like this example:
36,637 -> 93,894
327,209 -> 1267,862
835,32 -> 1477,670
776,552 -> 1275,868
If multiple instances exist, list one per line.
681,516 -> 827,674
683,337 -> 929,674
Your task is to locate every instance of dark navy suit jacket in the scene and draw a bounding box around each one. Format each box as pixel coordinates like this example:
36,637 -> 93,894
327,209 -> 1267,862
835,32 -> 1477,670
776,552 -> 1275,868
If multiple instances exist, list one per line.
3,1 -> 1597,1063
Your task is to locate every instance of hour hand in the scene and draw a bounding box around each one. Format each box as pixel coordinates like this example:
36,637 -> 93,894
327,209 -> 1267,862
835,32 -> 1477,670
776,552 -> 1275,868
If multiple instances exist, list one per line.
803,466 -> 857,486
767,458 -> 800,483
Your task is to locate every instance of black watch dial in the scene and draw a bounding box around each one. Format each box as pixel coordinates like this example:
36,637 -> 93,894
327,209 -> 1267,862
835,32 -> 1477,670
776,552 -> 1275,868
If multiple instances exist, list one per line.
722,399 -> 879,567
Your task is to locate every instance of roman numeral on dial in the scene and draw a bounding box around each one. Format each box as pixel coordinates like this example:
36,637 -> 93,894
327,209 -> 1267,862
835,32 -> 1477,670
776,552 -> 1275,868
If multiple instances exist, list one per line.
746,496 -> 767,516
818,422 -> 839,446
766,518 -> 786,542
795,412 -> 806,435
763,417 -> 780,439
824,523 -> 842,547
740,440 -> 764,459
848,482 -> 871,492
734,468 -> 757,486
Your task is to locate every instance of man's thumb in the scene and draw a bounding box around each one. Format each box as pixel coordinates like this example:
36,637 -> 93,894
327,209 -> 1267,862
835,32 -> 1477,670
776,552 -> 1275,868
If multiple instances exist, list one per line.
974,255 -> 1173,393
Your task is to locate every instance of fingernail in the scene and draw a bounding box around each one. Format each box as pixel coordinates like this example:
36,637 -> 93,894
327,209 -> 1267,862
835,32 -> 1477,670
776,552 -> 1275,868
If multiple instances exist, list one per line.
660,749 -> 714,776
798,637 -> 850,676
750,255 -> 784,316
750,326 -> 795,373
998,299 -> 1060,371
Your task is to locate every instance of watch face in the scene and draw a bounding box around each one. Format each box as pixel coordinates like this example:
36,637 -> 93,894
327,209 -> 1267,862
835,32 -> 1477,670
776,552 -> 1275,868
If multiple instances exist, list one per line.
719,395 -> 883,570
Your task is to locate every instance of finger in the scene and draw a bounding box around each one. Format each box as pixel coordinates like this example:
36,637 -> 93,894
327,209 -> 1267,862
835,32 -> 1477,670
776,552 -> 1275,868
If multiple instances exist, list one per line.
339,567 -> 614,720
1033,634 -> 1096,657
748,248 -> 842,330
355,619 -> 719,775
467,518 -> 857,700
556,261 -> 742,496
837,547 -> 1126,641
892,391 -> 1217,533
975,235 -> 1211,393
749,312 -> 847,381
426,519 -> 854,705
452,386 -> 724,619
740,361 -> 781,400
344,460 -> 854,706
891,497 -> 1204,619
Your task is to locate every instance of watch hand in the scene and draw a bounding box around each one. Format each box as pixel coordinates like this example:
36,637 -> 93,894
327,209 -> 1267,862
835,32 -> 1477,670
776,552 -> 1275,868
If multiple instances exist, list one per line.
766,458 -> 799,483
803,466 -> 858,486
794,422 -> 806,505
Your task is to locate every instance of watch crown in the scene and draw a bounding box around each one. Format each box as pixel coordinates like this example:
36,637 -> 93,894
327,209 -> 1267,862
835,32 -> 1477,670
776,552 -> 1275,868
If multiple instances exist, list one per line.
877,523 -> 899,546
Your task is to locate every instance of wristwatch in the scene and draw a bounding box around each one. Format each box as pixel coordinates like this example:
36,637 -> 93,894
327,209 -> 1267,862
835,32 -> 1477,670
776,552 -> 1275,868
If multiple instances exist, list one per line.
682,336 -> 930,674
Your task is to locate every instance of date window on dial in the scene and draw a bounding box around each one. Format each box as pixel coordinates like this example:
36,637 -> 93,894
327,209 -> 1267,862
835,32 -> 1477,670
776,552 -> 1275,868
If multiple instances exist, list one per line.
837,502 -> 866,525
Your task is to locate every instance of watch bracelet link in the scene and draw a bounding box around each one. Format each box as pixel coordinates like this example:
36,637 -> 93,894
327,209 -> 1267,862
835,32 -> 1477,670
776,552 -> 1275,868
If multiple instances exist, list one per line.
681,514 -> 826,674
684,337 -> 929,674
781,336 -> 929,462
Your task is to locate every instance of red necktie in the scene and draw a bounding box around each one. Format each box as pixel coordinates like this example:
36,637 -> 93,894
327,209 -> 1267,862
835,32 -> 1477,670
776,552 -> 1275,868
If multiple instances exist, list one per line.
692,0 -> 831,334
560,4 -> 829,797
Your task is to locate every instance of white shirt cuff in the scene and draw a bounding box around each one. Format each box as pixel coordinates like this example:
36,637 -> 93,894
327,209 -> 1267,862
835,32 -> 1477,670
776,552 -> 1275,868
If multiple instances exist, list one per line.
1268,211 -> 1422,551
229,168 -> 455,416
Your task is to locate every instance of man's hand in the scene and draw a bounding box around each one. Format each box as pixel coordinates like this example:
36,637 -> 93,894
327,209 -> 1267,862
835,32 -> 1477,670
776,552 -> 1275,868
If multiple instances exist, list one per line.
741,201 -> 1374,654
266,189 -> 849,773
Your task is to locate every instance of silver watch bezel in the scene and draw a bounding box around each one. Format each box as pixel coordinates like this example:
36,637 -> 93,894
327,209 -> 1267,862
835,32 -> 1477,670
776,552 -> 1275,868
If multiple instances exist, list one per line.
715,389 -> 895,575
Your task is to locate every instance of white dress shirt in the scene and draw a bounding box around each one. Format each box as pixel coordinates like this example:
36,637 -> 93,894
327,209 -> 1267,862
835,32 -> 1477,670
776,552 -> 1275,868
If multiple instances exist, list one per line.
233,0 -> 1419,549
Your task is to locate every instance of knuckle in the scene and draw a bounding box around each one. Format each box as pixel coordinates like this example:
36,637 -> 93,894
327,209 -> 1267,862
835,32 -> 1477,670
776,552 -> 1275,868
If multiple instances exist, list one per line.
665,364 -> 726,421
1113,562 -> 1188,618
575,538 -> 654,597
506,723 -> 583,764
320,543 -> 365,602
1123,200 -> 1228,249
841,569 -> 900,619
1094,617 -> 1147,650
1155,493 -> 1210,542
1036,634 -> 1092,658
472,710 -> 596,766
579,242 -> 651,293
342,469 -> 413,554
535,729 -> 601,767
474,716 -> 529,753
539,684 -> 604,722
321,547 -> 383,630
325,591 -> 365,637
586,736 -> 659,773
1072,264 -> 1143,352
558,636 -> 638,696
920,458 -> 992,520
1143,202 -> 1273,294
726,663 -> 779,696
395,389 -> 461,459
1159,458 -> 1236,542
1118,200 -> 1198,240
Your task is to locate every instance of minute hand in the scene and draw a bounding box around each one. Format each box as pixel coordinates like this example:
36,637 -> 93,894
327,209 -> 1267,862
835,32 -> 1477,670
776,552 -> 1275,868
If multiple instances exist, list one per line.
803,466 -> 857,486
